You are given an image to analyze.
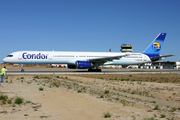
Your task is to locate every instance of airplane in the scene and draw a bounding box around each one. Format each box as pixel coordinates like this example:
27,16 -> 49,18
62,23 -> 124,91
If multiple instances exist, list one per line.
3,33 -> 174,72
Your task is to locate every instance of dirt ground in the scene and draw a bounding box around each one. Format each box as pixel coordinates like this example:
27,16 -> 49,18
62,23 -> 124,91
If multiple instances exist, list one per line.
0,74 -> 180,120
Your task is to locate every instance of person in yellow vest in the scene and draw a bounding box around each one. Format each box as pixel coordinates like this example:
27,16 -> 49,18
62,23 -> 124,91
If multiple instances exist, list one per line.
1,66 -> 6,83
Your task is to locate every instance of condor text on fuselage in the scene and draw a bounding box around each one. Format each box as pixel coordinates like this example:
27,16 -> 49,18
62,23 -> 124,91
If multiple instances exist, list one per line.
22,52 -> 48,59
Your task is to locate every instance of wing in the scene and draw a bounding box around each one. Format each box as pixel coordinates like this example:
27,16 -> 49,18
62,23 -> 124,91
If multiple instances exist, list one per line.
151,55 -> 175,60
87,55 -> 126,63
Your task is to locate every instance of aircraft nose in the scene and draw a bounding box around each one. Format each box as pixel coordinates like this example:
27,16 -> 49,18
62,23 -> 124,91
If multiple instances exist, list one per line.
3,57 -> 8,63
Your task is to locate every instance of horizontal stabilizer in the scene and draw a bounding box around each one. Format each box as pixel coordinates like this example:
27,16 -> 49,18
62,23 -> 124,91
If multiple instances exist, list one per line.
151,55 -> 175,60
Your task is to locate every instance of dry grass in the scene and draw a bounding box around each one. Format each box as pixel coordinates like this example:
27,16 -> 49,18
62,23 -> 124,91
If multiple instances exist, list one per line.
1,74 -> 180,119
73,74 -> 180,83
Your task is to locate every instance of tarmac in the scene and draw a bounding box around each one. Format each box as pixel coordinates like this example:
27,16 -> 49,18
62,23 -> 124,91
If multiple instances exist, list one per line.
5,67 -> 180,75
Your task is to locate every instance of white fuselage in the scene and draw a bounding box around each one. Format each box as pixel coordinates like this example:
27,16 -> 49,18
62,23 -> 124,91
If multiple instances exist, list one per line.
3,51 -> 152,66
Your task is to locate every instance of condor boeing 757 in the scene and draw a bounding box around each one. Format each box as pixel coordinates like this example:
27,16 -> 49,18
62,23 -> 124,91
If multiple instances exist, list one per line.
3,33 -> 174,72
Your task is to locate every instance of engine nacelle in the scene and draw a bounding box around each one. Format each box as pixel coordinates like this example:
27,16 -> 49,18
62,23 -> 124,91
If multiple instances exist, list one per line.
76,61 -> 92,69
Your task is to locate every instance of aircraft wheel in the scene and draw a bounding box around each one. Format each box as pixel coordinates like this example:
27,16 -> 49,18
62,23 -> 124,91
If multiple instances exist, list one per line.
21,69 -> 24,72
88,69 -> 93,72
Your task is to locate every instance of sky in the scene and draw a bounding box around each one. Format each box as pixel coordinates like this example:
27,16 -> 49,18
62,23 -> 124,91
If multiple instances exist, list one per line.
0,0 -> 180,63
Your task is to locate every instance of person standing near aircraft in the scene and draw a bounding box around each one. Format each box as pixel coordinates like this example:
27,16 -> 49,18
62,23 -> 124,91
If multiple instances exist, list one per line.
1,66 -> 6,83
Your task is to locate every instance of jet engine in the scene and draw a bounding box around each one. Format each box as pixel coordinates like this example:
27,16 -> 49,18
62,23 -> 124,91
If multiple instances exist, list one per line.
76,61 -> 92,69
67,61 -> 93,69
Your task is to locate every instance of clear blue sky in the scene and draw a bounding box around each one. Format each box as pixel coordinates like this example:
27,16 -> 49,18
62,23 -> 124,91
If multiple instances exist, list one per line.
1,0 -> 180,63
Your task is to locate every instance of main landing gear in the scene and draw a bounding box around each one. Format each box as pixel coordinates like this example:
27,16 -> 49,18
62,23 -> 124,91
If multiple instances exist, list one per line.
88,69 -> 101,72
88,63 -> 102,72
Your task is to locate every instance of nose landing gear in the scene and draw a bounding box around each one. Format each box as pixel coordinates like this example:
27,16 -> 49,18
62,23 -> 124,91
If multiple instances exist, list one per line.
21,64 -> 24,72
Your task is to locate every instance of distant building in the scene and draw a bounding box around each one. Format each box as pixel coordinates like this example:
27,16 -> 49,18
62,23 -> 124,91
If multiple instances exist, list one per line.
120,44 -> 133,53
176,62 -> 180,69
152,62 -> 176,69
140,62 -> 177,69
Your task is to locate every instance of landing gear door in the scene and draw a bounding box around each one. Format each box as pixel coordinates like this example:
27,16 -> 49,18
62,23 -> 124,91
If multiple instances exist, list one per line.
18,54 -> 22,60
48,54 -> 53,60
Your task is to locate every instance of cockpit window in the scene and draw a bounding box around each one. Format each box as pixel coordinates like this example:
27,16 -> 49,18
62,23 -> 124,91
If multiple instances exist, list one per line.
7,55 -> 13,57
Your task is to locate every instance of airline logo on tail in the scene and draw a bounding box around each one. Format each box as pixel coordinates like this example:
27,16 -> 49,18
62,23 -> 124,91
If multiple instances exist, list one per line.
152,42 -> 161,52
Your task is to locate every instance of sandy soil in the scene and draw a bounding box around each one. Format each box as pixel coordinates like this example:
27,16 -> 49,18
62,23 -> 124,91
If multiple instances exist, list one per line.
0,74 -> 180,120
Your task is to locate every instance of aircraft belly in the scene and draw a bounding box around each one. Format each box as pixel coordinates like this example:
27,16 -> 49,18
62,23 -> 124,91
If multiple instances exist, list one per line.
14,59 -> 76,65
